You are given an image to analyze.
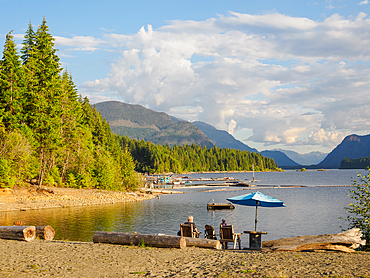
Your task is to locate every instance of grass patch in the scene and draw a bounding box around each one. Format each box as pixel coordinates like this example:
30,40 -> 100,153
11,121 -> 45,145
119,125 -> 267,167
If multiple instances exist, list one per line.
241,269 -> 256,273
130,271 -> 147,274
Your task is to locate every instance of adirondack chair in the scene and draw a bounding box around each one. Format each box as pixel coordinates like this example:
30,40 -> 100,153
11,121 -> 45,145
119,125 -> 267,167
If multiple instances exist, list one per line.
204,225 -> 217,240
220,225 -> 241,249
180,223 -> 200,238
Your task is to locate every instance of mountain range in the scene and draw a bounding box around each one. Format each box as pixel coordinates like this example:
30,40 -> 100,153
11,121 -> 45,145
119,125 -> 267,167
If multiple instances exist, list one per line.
316,134 -> 370,168
94,101 -> 369,169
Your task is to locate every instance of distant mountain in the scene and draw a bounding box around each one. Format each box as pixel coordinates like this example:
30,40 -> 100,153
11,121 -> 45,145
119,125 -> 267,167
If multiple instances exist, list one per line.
260,150 -> 301,167
94,101 -> 214,148
317,134 -> 370,168
192,121 -> 258,152
276,149 -> 327,165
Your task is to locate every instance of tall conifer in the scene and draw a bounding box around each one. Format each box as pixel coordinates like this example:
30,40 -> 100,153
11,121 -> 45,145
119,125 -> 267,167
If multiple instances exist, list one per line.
0,31 -> 24,130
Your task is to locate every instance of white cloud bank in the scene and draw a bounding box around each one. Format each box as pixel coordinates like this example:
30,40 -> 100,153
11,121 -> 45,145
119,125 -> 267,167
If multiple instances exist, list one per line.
80,11 -> 370,152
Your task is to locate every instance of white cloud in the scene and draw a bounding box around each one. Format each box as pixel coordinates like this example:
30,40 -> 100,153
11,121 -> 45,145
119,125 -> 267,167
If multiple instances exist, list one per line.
54,35 -> 106,52
81,11 -> 370,152
358,0 -> 369,5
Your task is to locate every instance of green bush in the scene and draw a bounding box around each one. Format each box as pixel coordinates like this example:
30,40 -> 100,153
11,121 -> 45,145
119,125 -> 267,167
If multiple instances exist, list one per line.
0,158 -> 16,188
342,172 -> 370,250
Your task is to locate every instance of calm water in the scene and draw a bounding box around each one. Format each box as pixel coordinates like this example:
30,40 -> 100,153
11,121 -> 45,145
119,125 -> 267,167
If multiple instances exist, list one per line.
0,169 -> 365,246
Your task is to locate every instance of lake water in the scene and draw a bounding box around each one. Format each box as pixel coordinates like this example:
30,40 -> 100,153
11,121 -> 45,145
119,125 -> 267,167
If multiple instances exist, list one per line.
0,169 -> 365,247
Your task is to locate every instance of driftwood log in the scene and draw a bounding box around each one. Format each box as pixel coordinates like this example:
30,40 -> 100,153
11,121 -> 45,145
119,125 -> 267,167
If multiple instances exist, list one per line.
93,232 -> 186,249
184,237 -> 222,250
262,228 -> 365,253
0,226 -> 36,242
36,225 -> 55,240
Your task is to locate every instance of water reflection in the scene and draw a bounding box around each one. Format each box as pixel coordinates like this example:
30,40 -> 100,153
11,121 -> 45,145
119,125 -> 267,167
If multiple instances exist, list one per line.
0,186 -> 351,245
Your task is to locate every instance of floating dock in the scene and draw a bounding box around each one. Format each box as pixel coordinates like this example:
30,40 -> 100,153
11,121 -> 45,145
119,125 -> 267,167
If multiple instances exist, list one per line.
207,201 -> 235,210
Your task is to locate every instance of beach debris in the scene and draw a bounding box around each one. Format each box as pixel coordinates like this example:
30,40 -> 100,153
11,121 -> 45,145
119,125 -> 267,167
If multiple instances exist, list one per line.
93,232 -> 222,249
93,232 -> 187,249
262,228 -> 365,253
36,225 -> 55,240
13,220 -> 25,226
0,226 -> 36,242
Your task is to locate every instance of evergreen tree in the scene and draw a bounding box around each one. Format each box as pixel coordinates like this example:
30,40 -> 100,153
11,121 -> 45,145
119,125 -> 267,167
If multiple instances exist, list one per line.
0,31 -> 24,130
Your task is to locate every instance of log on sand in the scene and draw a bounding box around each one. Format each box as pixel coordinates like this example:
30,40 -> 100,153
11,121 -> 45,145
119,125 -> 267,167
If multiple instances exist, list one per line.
93,232 -> 186,249
0,226 -> 36,242
184,237 -> 222,250
262,228 -> 366,253
36,225 -> 55,240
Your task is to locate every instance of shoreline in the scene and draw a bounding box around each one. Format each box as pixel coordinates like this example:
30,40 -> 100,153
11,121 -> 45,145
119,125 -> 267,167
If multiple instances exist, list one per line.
0,185 -> 156,212
0,239 -> 369,277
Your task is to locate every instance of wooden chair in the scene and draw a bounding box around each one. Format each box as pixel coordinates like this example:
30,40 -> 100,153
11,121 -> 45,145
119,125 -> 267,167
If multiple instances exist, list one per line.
219,225 -> 241,249
204,225 -> 217,240
180,223 -> 200,238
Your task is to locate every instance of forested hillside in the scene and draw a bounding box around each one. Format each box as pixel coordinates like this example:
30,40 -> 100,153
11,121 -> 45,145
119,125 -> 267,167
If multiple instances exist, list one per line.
118,135 -> 278,174
340,157 -> 370,169
0,18 -> 140,190
95,101 -> 214,148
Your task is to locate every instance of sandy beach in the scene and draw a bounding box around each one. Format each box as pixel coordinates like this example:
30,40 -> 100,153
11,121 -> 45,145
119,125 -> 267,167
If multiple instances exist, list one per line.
0,239 -> 369,277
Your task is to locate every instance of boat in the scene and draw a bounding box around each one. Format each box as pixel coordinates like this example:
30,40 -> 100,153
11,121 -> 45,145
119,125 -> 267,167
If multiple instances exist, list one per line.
207,199 -> 235,210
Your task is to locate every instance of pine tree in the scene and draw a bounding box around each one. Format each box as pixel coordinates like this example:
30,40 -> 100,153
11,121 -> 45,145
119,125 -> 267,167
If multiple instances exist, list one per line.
25,17 -> 63,186
0,31 -> 25,130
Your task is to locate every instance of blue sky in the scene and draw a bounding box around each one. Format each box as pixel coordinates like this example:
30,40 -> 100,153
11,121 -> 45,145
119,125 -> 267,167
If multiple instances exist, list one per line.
1,0 -> 370,154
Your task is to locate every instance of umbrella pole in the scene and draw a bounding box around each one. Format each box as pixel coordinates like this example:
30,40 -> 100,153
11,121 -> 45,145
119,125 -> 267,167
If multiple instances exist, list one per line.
255,204 -> 258,231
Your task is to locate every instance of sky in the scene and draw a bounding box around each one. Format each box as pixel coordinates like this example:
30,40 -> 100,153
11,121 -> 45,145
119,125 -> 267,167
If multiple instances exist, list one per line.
1,0 -> 370,154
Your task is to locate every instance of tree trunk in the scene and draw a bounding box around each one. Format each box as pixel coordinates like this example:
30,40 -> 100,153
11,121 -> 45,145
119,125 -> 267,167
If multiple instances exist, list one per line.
93,232 -> 186,249
262,228 -> 366,253
184,237 -> 222,250
0,226 -> 36,242
36,225 -> 55,240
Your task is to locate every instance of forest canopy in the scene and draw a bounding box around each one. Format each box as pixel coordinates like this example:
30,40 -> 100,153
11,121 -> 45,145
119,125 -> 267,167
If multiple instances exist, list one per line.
0,18 -> 278,189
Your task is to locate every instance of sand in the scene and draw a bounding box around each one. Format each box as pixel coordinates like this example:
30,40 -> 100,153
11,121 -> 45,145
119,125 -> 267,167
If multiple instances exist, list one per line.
1,239 -> 370,277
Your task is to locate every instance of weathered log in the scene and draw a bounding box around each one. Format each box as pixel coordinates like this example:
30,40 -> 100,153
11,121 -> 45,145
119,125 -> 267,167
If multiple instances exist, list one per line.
93,232 -> 186,249
184,237 -> 222,250
36,225 -> 55,240
0,226 -> 36,242
262,228 -> 366,253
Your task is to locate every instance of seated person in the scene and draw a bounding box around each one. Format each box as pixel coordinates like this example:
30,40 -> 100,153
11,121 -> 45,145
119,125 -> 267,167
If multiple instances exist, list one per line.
220,218 -> 227,237
177,216 -> 199,237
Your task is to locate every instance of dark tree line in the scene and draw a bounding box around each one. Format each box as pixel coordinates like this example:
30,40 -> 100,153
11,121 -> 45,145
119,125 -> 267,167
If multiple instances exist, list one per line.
0,18 -> 140,190
117,135 -> 278,174
340,157 -> 370,170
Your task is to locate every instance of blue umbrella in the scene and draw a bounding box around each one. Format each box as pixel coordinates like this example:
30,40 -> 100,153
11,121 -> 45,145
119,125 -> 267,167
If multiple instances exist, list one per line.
227,191 -> 286,231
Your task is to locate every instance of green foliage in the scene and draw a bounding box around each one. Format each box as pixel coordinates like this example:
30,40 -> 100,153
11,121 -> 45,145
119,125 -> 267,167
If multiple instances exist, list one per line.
0,18 -> 139,191
118,135 -> 277,174
0,158 -> 16,187
342,172 -> 370,249
340,157 -> 370,170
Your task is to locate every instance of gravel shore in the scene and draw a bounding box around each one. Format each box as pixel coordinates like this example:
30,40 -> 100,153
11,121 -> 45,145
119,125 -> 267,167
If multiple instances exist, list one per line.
0,186 -> 156,212
1,239 -> 370,277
